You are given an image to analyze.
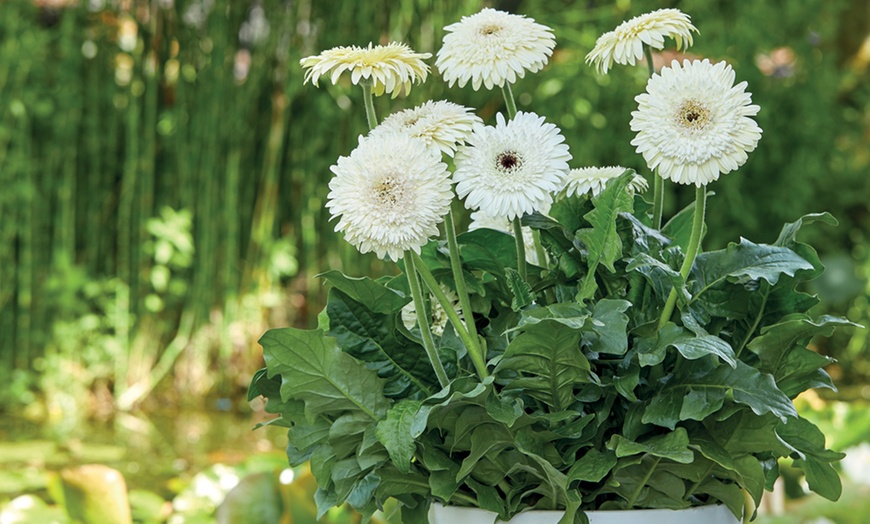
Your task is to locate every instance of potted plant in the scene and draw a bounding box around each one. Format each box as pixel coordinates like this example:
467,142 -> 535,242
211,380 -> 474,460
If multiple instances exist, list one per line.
248,7 -> 852,523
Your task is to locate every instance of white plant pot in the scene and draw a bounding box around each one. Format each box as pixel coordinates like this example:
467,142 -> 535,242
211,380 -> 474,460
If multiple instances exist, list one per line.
429,502 -> 740,524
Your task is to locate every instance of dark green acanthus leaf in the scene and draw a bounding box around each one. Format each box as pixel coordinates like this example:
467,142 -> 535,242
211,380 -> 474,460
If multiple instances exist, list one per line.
567,448 -> 617,483
260,328 -> 390,422
456,228 -> 518,278
775,212 -> 838,248
636,322 -> 735,368
515,303 -> 591,331
317,270 -> 409,314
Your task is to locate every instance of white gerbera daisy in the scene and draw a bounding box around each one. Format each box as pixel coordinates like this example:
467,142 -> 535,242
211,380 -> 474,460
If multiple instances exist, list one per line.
401,284 -> 464,337
326,134 -> 452,260
586,8 -> 698,74
436,8 -> 556,90
630,59 -> 762,186
468,210 -> 541,266
300,42 -> 430,97
564,167 -> 649,197
368,100 -> 482,157
454,112 -> 570,220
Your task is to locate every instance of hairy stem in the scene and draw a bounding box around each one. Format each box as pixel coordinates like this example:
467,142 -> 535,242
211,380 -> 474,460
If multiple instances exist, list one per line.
361,80 -> 378,130
513,217 -> 528,281
442,211 -> 488,378
658,186 -> 706,328
404,252 -> 449,387
411,252 -> 489,379
501,82 -> 518,119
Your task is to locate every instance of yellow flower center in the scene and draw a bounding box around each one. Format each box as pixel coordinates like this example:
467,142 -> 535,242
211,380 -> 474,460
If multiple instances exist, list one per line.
479,24 -> 503,36
675,99 -> 711,130
373,175 -> 405,207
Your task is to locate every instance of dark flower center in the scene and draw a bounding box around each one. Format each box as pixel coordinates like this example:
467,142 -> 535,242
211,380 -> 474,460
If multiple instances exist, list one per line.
496,151 -> 522,172
676,99 -> 712,130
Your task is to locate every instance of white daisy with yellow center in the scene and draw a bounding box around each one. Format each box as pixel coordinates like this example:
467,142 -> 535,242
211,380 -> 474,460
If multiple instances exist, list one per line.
630,59 -> 762,186
300,42 -> 431,97
436,8 -> 556,90
454,111 -> 571,220
326,134 -> 453,260
564,167 -> 649,197
586,8 -> 698,74
368,100 -> 482,157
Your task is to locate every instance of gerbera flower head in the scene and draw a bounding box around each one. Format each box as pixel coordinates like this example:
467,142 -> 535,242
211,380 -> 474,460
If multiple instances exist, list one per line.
401,284 -> 464,337
368,100 -> 482,157
630,59 -> 762,186
564,166 -> 649,197
326,134 -> 453,260
300,42 -> 431,97
436,8 -> 556,90
454,111 -> 571,220
586,8 -> 698,74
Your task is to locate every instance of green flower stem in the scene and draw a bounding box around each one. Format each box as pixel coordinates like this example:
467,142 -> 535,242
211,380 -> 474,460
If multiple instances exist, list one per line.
443,210 -> 487,374
642,45 -> 665,230
501,82 -> 518,119
643,45 -> 656,78
361,80 -> 378,131
404,251 -> 449,388
627,456 -> 661,509
411,251 -> 489,379
512,217 -> 528,281
657,186 -> 707,328
652,173 -> 664,230
532,230 -> 548,269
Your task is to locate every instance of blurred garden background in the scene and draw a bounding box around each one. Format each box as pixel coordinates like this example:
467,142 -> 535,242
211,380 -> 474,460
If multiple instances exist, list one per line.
0,0 -> 869,522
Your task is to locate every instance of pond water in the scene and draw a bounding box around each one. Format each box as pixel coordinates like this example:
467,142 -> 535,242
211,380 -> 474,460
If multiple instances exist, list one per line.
0,405 -> 288,499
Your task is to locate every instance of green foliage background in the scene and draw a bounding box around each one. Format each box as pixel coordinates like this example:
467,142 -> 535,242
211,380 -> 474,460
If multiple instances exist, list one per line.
0,0 -> 867,410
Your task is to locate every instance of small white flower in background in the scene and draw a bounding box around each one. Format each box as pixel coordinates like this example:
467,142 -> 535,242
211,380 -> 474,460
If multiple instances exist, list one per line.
300,42 -> 431,97
630,59 -> 762,186
454,111 -> 571,220
369,100 -> 482,157
563,167 -> 649,197
436,8 -> 555,90
401,284 -> 464,336
469,210 -> 542,266
326,134 -> 453,260
586,8 -> 698,74
842,442 -> 870,486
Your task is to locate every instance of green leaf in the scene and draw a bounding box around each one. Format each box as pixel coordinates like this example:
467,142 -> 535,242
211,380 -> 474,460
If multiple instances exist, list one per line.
576,173 -> 634,301
567,448 -> 617,483
457,228 -> 517,277
516,303 -> 591,330
637,323 -> 735,367
691,239 -> 814,299
609,428 -> 694,463
589,299 -> 630,355
495,321 -> 591,411
644,361 -> 796,429
260,328 -> 389,421
777,416 -> 845,501
696,478 -> 745,519
376,400 -> 422,474
775,212 -> 838,247
317,270 -> 409,314
747,315 -> 855,396
326,289 -> 435,398
505,267 -> 534,311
